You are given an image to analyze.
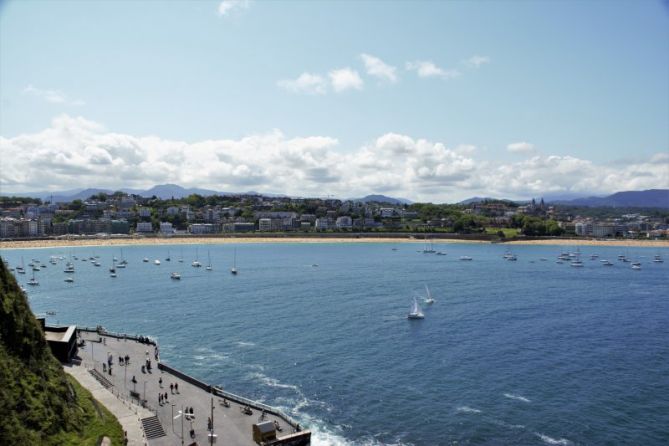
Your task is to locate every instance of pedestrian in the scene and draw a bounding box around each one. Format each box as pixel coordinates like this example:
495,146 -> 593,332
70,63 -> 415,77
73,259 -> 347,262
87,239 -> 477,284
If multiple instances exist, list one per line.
175,382 -> 179,394
164,392 -> 168,402
125,354 -> 129,364
159,394 -> 162,406
170,383 -> 174,394
159,377 -> 163,388
207,416 -> 212,431
132,375 -> 137,384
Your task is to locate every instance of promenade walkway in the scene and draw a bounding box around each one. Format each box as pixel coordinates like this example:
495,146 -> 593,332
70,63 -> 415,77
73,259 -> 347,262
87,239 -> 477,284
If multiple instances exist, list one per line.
63,363 -> 150,446
75,330 -> 302,446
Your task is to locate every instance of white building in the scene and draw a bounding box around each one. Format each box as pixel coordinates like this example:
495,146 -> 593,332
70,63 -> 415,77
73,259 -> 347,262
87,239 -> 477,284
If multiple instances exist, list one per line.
136,222 -> 153,233
315,218 -> 331,231
189,223 -> 216,234
138,207 -> 152,218
336,216 -> 352,229
159,222 -> 174,235
575,221 -> 593,236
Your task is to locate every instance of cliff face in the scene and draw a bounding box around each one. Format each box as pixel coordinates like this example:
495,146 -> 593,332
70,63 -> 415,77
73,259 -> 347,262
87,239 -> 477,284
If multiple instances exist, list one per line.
0,258 -> 85,444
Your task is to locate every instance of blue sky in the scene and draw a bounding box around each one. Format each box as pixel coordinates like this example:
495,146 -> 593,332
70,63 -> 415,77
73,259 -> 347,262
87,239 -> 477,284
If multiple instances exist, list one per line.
1,0 -> 667,201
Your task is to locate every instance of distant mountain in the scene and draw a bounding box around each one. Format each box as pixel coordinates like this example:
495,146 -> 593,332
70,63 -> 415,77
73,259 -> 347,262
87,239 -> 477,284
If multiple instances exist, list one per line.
350,194 -> 412,205
458,197 -> 496,205
140,184 -> 224,199
551,189 -> 669,208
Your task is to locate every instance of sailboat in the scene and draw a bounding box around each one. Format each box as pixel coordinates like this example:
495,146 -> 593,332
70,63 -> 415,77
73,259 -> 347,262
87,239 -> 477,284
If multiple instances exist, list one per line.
653,254 -> 664,263
16,257 -> 26,274
407,297 -> 424,319
424,285 -> 435,304
27,269 -> 39,286
64,254 -> 75,273
206,251 -> 212,271
192,248 -> 202,267
117,249 -> 127,268
178,248 -> 184,263
166,249 -> 171,262
109,259 -> 117,274
230,248 -> 238,275
64,276 -> 74,283
422,237 -> 436,254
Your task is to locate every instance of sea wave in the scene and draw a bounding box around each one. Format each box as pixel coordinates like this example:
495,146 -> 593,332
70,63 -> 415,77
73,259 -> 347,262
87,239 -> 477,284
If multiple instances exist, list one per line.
236,341 -> 256,347
535,433 -> 572,445
456,406 -> 482,414
248,371 -> 301,392
503,393 -> 531,403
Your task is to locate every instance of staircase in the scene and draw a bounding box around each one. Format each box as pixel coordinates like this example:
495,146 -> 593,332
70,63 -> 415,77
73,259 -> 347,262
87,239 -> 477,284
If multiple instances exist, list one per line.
88,369 -> 113,389
141,416 -> 166,440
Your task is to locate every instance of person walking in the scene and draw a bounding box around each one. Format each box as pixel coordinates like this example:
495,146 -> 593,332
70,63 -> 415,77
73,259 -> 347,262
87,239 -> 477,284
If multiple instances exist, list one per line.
170,383 -> 174,394
159,377 -> 163,388
175,382 -> 179,394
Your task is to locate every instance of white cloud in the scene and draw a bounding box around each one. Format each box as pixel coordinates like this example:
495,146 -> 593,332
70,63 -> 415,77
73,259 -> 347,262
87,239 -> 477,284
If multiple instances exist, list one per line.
464,55 -> 490,68
405,61 -> 460,80
23,85 -> 85,106
1,115 -> 666,202
507,142 -> 536,154
329,68 -> 363,92
360,53 -> 398,83
277,73 -> 327,95
217,0 -> 249,16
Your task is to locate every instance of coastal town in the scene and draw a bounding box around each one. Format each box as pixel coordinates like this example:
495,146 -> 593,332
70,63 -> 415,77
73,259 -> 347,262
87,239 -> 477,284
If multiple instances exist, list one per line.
1,192 -> 667,240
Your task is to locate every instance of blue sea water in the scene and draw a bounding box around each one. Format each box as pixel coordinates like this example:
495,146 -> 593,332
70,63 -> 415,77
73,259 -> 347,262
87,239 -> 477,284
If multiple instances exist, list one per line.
2,242 -> 669,445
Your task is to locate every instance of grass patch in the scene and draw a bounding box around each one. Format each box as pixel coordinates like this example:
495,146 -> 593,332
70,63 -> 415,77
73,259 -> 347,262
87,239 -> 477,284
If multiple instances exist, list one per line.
485,227 -> 519,237
49,375 -> 125,446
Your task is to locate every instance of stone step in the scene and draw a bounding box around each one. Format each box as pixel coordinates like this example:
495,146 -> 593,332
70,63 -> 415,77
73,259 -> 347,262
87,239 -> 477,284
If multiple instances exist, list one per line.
89,369 -> 113,389
141,416 -> 166,439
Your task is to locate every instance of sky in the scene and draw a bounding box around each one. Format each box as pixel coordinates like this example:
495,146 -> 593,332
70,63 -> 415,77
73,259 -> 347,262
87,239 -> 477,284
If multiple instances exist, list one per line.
0,0 -> 668,202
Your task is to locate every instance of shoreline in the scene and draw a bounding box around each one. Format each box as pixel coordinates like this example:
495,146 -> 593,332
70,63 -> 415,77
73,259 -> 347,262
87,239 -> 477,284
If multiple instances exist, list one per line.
1,236 -> 668,249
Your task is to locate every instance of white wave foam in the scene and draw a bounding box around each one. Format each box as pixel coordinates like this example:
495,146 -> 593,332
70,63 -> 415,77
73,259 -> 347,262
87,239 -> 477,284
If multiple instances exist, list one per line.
504,393 -> 531,403
237,341 -> 256,347
249,372 -> 301,392
535,433 -> 572,445
456,406 -> 482,414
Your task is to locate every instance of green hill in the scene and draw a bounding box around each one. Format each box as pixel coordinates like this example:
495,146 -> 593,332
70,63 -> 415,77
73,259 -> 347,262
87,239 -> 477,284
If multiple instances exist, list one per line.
0,257 -> 123,445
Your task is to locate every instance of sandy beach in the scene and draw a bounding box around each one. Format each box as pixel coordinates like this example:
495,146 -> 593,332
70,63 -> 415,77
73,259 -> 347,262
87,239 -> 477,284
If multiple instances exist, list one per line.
0,236 -> 667,250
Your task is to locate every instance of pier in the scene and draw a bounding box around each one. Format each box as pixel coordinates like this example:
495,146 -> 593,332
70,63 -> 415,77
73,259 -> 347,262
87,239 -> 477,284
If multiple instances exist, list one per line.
72,327 -> 310,446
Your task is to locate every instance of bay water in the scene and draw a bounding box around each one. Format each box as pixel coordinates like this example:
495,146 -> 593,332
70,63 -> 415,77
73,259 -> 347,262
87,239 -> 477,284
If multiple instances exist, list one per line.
2,242 -> 668,445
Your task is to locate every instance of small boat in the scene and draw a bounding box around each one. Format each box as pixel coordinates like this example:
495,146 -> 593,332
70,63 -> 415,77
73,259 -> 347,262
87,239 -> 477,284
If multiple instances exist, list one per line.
109,259 -> 116,274
64,277 -> 74,283
590,254 -> 599,260
407,297 -> 424,319
424,285 -> 435,304
653,254 -> 664,263
110,272 -> 117,278
166,249 -> 171,262
143,257 -> 149,263
46,311 -> 56,316
231,248 -> 238,275
631,264 -> 641,270
192,249 -> 202,268
28,270 -> 39,286
93,261 -> 101,267
170,272 -> 181,280
64,262 -> 75,273
154,259 -> 161,265
631,262 -> 641,267
422,238 -> 436,254
436,252 -> 447,256
602,260 -> 613,266
206,251 -> 212,271
459,256 -> 473,261
570,260 -> 584,267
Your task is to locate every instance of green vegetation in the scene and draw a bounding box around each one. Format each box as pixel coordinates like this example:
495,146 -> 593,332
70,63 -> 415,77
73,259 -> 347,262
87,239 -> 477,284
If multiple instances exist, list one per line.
0,196 -> 42,206
0,259 -> 123,445
485,227 -> 519,238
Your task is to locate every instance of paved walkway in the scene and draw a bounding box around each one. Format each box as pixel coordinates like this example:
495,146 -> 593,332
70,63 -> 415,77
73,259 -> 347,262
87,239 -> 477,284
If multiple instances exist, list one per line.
76,331 -> 302,446
64,363 -> 150,446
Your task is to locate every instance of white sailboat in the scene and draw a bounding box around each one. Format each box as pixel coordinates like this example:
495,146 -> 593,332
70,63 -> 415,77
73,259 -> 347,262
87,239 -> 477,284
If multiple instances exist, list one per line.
170,272 -> 181,280
166,249 -> 171,262
192,248 -> 202,268
27,269 -> 39,286
422,237 -> 436,254
206,251 -> 212,271
230,248 -> 238,275
407,297 -> 424,319
424,285 -> 435,304
16,257 -> 26,274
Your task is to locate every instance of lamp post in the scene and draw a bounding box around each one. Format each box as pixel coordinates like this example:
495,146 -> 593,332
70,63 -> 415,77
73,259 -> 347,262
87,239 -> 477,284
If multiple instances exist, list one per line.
171,404 -> 175,433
